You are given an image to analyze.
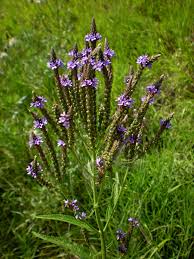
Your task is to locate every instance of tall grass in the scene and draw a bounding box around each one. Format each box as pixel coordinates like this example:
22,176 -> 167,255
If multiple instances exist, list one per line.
0,0 -> 193,258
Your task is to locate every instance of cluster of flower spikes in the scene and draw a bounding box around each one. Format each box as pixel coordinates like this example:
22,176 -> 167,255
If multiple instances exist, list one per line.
26,17 -> 173,189
26,18 -> 116,183
116,217 -> 140,254
96,53 -> 174,179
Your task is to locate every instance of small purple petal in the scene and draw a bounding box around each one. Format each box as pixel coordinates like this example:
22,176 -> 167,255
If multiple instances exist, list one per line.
68,49 -> 80,59
26,161 -> 42,178
75,212 -> 87,220
30,96 -> 47,109
160,119 -> 171,129
136,55 -> 151,68
59,112 -> 71,129
116,229 -> 126,241
146,85 -> 159,94
128,217 -> 140,227
85,32 -> 102,42
29,135 -> 43,148
67,60 -> 80,70
117,94 -> 134,108
104,47 -> 115,59
141,96 -> 155,105
59,75 -> 72,87
117,125 -> 127,134
96,157 -> 104,167
47,59 -> 64,70
33,117 -> 47,129
64,199 -> 69,207
93,60 -> 104,71
57,139 -> 66,147
77,73 -> 82,81
81,78 -> 98,89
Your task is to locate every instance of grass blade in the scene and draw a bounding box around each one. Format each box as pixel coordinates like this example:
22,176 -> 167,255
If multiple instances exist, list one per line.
32,231 -> 92,258
35,214 -> 98,232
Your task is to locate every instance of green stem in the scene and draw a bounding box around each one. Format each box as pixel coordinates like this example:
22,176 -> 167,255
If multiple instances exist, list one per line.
103,168 -> 129,232
91,157 -> 106,259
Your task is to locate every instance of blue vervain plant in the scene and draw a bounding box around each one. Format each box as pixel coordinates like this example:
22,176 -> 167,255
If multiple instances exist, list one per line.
26,18 -> 173,258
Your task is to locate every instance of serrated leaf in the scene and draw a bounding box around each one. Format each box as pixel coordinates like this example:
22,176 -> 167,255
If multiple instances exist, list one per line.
35,214 -> 98,233
32,231 -> 92,258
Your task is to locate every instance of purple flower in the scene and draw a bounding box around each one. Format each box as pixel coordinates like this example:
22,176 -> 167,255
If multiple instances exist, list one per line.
141,96 -> 155,105
67,60 -> 80,70
29,135 -> 43,148
80,48 -> 92,65
68,49 -> 80,59
117,94 -> 134,108
129,135 -> 135,144
59,75 -> 72,87
57,139 -> 66,147
33,117 -> 47,129
118,243 -> 128,254
75,212 -> 87,220
146,85 -> 159,94
30,96 -> 47,109
77,73 -> 82,81
81,78 -> 98,89
90,57 -> 96,66
136,55 -> 152,68
85,32 -> 102,42
26,161 -> 42,178
64,199 -> 69,207
47,59 -> 64,70
128,217 -> 140,227
103,59 -> 111,66
80,55 -> 89,65
123,135 -> 136,145
64,199 -> 80,211
59,112 -> 70,128
93,60 -> 104,71
70,199 -> 80,211
116,229 -> 126,241
160,119 -> 171,129
117,125 -> 127,134
96,157 -> 104,167
104,47 -> 115,60
81,47 -> 92,56
117,125 -> 127,140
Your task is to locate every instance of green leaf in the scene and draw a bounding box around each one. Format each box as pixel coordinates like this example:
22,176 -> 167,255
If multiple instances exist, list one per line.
32,231 -> 92,258
35,214 -> 98,233
113,172 -> 120,207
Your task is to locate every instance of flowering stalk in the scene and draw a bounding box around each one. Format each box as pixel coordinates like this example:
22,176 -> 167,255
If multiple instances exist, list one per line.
41,107 -> 61,137
36,142 -> 50,171
85,86 -> 97,147
126,75 -> 164,158
68,44 -> 80,115
66,107 -> 75,148
43,127 -> 60,180
57,139 -> 67,180
49,49 -> 67,111
31,111 -> 60,180
143,113 -> 174,154
99,40 -> 114,130
81,60 -> 98,146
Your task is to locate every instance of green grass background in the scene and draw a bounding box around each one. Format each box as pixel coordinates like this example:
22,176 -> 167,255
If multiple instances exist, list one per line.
0,0 -> 193,258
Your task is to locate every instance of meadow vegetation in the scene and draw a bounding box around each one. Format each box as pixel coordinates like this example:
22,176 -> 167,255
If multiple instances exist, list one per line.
0,0 -> 193,258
